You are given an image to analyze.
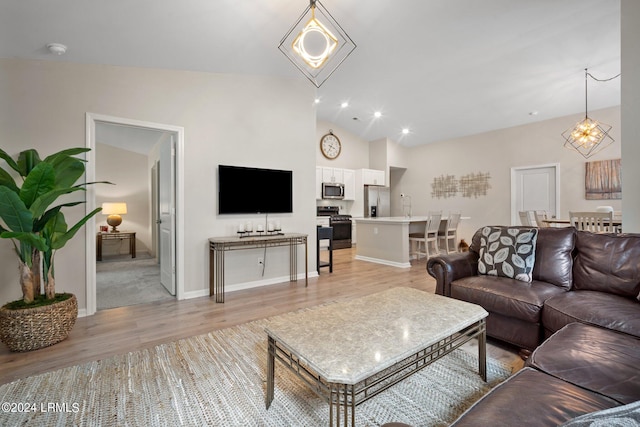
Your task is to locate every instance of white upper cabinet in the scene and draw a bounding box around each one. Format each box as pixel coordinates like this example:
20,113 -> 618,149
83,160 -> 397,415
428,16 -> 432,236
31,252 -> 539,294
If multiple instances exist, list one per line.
316,166 -> 355,200
361,168 -> 385,186
343,169 -> 355,200
321,167 -> 344,183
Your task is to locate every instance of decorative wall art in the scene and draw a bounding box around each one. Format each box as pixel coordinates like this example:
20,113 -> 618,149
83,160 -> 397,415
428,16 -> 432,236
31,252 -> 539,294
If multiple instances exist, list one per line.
585,158 -> 621,200
431,172 -> 492,199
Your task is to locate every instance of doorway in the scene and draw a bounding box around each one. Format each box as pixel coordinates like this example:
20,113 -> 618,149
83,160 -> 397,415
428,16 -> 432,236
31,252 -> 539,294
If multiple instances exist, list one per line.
510,163 -> 560,225
85,113 -> 184,316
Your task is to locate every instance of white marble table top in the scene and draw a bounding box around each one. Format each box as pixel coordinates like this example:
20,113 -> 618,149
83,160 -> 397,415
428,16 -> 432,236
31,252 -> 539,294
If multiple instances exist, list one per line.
264,287 -> 487,384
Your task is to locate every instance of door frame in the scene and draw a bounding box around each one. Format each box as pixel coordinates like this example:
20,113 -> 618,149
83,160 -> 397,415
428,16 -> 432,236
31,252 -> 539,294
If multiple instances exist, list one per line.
85,112 -> 185,316
510,163 -> 560,226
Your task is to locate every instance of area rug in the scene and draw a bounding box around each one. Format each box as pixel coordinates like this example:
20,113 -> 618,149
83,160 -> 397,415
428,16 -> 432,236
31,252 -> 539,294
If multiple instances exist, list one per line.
0,313 -> 511,426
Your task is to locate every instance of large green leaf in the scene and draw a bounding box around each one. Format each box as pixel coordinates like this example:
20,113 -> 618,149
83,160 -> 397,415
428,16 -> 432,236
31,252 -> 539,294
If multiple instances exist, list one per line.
0,231 -> 48,252
28,186 -> 85,220
17,149 -> 41,176
0,186 -> 32,233
48,156 -> 85,188
0,148 -> 20,174
43,147 -> 90,164
20,162 -> 55,208
33,202 -> 82,231
50,207 -> 102,250
0,170 -> 19,194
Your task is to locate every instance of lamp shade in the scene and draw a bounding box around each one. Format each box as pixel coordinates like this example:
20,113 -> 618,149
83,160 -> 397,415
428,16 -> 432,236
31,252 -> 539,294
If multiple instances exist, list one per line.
101,202 -> 127,215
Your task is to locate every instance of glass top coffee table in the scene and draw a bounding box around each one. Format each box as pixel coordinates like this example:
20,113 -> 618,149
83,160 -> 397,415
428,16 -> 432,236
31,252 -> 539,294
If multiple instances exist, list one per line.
265,287 -> 488,426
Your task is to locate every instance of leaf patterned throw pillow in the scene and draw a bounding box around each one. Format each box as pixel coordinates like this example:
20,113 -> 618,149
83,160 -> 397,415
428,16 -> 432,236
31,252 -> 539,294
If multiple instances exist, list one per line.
477,226 -> 538,282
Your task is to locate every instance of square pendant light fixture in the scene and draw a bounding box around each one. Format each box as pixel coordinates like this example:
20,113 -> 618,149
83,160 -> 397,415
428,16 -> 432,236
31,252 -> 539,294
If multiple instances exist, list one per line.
279,0 -> 356,87
562,68 -> 616,159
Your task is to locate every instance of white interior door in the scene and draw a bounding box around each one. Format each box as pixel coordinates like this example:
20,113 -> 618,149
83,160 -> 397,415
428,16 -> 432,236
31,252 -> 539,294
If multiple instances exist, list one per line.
511,164 -> 559,225
159,137 -> 176,295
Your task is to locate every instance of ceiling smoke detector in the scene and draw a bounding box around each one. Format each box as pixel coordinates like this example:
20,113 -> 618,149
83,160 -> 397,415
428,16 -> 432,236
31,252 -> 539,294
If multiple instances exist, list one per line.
46,43 -> 67,55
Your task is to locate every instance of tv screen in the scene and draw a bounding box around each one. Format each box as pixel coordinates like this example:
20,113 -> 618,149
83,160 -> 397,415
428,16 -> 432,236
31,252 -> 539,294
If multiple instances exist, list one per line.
218,165 -> 293,214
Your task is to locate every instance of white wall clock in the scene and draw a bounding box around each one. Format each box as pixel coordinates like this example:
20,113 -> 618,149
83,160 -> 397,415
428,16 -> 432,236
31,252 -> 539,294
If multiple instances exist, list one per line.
320,131 -> 342,159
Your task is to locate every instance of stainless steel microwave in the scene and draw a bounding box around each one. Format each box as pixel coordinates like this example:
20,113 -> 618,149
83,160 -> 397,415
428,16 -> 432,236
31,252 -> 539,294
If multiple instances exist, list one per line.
322,182 -> 345,199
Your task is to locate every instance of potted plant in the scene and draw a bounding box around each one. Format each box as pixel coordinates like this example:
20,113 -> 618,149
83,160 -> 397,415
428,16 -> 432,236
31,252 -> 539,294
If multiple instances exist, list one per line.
0,147 -> 104,352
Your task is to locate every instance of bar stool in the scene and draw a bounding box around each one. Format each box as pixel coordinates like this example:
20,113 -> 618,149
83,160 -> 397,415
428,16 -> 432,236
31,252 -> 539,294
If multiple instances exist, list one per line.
317,226 -> 333,273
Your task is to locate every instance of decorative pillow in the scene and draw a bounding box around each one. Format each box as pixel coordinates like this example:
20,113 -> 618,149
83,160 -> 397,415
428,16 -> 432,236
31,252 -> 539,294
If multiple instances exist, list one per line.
559,400 -> 640,426
477,226 -> 538,282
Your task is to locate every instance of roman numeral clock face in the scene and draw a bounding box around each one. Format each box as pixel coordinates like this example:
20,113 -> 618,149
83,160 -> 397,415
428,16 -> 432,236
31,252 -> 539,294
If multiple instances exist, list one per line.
320,132 -> 341,159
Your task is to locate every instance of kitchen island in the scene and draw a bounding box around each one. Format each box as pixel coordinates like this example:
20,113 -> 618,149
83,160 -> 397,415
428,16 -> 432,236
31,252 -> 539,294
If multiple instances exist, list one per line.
354,216 -> 466,268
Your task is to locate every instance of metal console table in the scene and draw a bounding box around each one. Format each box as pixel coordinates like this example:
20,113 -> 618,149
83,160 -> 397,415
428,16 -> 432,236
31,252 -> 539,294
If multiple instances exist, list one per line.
208,233 -> 308,303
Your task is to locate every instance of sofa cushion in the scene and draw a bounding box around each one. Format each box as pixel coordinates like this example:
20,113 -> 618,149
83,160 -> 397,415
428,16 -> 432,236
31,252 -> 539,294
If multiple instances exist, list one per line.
451,275 -> 566,323
450,368 -> 620,427
559,400 -> 640,427
477,226 -> 538,282
527,323 -> 640,405
542,290 -> 640,338
471,226 -> 575,289
531,227 -> 576,290
573,231 -> 640,298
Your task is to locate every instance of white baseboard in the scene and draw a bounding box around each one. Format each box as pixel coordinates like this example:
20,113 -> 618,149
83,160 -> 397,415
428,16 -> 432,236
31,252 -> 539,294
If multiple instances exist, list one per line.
354,255 -> 411,269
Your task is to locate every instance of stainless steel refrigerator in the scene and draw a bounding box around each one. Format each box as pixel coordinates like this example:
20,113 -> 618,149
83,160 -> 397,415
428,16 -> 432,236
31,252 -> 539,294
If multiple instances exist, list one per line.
364,185 -> 391,217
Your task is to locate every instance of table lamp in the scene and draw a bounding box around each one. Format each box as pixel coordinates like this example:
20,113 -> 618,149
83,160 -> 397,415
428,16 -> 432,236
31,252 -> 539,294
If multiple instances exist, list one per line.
101,202 -> 127,232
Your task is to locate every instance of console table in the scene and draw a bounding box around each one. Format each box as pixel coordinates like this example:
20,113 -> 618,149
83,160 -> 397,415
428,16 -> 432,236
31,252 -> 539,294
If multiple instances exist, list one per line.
208,233 -> 308,303
96,231 -> 136,261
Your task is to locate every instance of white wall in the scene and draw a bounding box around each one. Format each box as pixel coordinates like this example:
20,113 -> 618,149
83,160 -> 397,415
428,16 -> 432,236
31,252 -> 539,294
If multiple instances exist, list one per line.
621,0 -> 640,232
0,59 -> 316,308
96,142 -> 151,255
397,106 -> 622,243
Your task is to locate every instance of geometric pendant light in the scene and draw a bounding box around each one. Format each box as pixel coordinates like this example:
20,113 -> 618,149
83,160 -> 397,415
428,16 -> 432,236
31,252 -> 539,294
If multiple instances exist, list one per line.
561,68 -> 617,159
278,0 -> 356,88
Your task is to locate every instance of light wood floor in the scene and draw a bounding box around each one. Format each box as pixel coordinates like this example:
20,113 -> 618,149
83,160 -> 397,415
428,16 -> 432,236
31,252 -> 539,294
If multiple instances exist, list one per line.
0,247 -> 522,385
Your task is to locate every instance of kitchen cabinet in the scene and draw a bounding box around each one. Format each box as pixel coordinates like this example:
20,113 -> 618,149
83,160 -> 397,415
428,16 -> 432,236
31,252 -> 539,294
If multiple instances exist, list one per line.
361,168 -> 385,186
316,166 -> 355,200
343,169 -> 355,200
321,167 -> 344,184
315,167 -> 323,200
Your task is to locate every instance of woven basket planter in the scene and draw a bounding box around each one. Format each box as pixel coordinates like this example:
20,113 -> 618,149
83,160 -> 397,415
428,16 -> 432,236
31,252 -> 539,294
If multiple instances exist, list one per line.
0,294 -> 78,352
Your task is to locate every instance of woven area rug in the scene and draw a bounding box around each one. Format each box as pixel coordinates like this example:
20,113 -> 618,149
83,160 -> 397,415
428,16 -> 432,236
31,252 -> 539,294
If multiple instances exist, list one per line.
0,313 -> 511,426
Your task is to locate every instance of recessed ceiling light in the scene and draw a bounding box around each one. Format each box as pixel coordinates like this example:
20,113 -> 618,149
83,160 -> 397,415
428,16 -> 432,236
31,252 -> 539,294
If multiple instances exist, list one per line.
46,43 -> 67,55
402,128 -> 410,135
341,101 -> 349,108
374,111 -> 382,118
314,98 -> 321,104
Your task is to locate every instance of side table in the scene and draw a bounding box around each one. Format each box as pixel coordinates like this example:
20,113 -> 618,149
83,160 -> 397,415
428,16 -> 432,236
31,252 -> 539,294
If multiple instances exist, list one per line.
96,231 -> 136,261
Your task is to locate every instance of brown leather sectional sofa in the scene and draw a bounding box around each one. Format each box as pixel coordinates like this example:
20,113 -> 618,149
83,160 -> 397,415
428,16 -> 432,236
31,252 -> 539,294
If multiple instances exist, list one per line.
419,226 -> 640,425
427,226 -> 640,350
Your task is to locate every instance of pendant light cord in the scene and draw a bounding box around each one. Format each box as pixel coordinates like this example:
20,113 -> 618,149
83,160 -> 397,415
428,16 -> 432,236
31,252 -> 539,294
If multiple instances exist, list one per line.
583,68 -> 621,119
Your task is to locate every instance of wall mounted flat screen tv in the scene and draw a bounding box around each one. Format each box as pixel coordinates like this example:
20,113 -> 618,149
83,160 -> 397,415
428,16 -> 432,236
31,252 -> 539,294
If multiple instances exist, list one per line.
218,165 -> 293,214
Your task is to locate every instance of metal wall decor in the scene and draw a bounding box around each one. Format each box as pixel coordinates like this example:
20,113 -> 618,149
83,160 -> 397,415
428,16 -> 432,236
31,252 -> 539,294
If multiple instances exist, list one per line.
431,172 -> 492,199
585,159 -> 621,200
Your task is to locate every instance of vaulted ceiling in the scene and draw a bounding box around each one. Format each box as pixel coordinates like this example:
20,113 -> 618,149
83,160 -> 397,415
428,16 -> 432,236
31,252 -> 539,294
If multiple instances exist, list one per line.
0,0 -> 621,147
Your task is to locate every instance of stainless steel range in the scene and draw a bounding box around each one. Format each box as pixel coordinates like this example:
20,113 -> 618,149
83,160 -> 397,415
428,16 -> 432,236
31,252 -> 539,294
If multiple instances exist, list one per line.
317,206 -> 352,249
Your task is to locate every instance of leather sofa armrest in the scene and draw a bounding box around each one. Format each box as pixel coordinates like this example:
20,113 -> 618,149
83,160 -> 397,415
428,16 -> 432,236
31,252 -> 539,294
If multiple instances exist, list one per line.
427,252 -> 479,297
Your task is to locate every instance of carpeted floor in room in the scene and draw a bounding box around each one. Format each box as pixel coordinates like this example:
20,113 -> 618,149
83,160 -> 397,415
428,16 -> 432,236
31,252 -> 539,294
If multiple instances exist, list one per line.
96,253 -> 174,310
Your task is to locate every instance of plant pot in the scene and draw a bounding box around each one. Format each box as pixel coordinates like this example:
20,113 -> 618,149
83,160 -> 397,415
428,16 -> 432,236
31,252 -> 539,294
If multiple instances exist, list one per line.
0,294 -> 78,352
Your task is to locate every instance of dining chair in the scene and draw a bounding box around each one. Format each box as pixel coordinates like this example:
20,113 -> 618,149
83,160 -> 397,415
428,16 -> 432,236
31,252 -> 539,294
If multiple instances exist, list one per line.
438,212 -> 461,253
518,211 -> 536,226
569,211 -> 614,233
534,210 -> 549,228
409,211 -> 442,260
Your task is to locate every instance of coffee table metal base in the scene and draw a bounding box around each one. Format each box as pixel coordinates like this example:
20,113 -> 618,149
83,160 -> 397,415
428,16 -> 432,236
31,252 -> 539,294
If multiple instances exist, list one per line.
266,318 -> 486,426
